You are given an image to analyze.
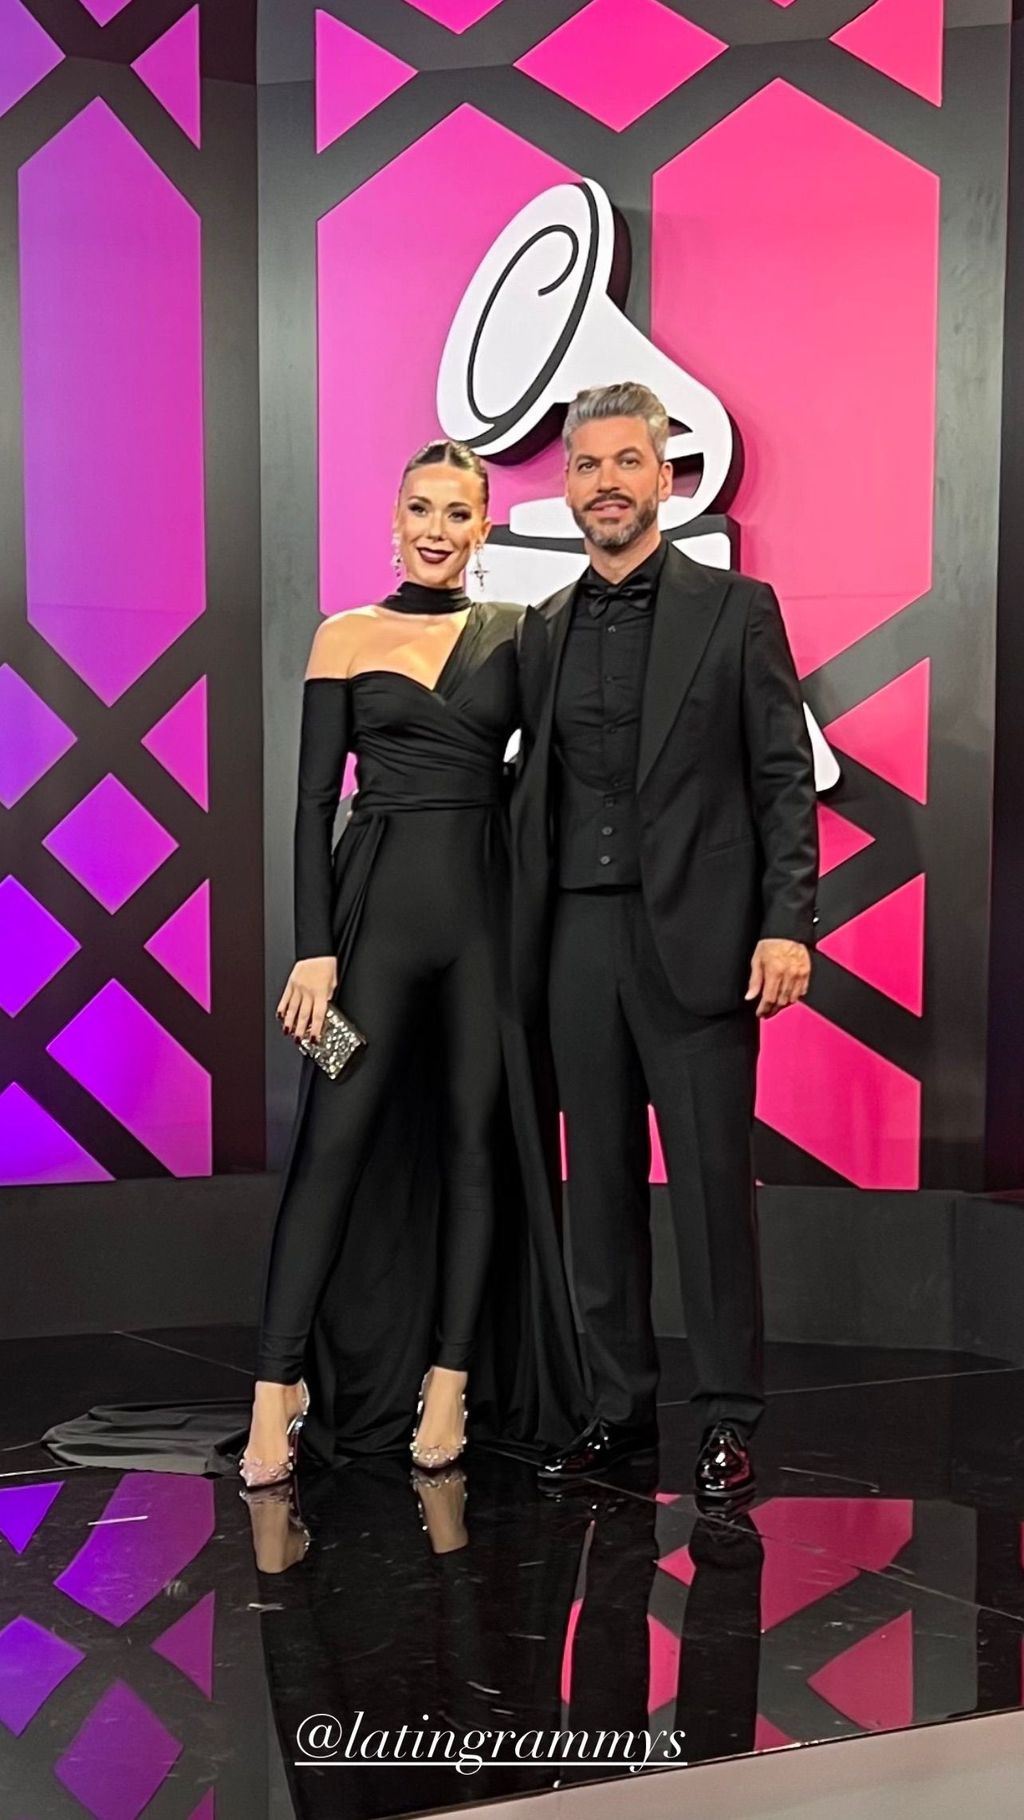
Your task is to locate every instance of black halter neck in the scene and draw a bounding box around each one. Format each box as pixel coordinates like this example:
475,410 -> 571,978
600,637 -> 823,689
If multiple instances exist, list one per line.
383,580 -> 470,616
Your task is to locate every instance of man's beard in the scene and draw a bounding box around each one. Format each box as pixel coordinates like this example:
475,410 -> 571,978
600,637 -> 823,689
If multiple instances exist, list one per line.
572,489 -> 660,552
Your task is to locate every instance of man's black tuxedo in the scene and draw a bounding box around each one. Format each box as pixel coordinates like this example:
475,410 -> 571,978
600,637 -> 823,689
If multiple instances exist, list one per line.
509,541 -> 818,1439
510,543 -> 818,1026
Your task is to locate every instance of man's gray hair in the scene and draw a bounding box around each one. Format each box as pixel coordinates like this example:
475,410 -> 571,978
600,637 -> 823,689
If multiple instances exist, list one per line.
563,382 -> 670,462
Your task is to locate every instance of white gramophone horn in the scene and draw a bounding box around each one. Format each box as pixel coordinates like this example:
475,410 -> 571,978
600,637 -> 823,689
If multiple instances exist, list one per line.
437,179 -> 733,526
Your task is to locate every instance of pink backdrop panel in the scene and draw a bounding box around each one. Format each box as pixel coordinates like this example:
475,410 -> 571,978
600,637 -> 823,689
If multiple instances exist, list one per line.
652,79 -> 939,680
318,105 -> 575,616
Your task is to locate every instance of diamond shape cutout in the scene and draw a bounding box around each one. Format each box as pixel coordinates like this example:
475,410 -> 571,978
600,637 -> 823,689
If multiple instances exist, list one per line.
0,1614 -> 83,1736
516,0 -> 727,132
0,876 -> 79,1015
0,665 -> 76,807
43,775 -> 178,912
56,1680 -> 182,1820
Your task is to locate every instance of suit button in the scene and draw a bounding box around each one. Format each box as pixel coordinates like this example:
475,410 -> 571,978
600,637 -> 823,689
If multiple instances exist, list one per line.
599,855 -> 612,866
602,826 -> 614,836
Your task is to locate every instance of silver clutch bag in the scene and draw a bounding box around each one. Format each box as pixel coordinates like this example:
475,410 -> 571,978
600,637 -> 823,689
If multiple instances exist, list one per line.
297,1003 -> 367,1079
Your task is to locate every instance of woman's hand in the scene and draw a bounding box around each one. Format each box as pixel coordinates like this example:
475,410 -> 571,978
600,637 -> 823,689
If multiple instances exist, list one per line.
277,956 -> 338,1044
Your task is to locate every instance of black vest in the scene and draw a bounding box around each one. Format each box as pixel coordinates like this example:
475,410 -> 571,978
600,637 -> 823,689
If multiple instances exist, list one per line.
552,543 -> 665,889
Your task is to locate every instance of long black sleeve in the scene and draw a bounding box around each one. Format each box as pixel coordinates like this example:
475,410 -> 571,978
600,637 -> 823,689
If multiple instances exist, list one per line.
741,584 -> 819,947
293,677 -> 350,961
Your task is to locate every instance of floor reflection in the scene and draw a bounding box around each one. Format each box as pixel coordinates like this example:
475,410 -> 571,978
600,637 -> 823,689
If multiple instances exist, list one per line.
0,1468 -> 267,1817
4,1337 -> 1024,1819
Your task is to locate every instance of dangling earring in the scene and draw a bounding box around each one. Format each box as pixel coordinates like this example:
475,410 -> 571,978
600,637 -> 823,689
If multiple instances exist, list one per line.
473,546 -> 487,587
392,534 -> 403,579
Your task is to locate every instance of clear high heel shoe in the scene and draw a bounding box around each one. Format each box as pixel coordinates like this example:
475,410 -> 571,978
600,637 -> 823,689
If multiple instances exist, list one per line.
239,1379 -> 310,1489
410,1368 -> 467,1471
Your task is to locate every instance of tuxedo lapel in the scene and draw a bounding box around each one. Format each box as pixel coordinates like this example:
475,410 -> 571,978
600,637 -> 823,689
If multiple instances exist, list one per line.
511,582 -> 575,865
535,583 -> 575,743
638,546 -> 729,791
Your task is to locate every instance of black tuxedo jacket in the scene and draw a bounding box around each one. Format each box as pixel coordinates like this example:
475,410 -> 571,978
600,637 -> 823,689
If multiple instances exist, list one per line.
509,543 -> 819,1023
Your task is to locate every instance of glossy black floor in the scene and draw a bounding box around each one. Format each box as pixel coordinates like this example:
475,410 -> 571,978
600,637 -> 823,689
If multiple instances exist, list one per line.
3,1328 -> 1024,1818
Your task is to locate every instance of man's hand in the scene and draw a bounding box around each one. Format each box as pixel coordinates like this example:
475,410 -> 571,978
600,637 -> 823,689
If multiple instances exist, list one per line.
745,939 -> 812,1019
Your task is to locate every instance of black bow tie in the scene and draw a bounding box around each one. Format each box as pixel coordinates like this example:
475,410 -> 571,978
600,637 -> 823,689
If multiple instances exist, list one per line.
578,572 -> 655,618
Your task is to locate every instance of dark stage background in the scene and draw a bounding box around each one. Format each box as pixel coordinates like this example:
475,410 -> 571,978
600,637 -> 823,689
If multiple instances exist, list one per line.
1,0 -> 1023,1342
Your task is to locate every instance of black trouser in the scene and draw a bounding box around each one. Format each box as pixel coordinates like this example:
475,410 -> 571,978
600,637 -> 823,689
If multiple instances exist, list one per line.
548,888 -> 763,1437
257,808 -> 500,1384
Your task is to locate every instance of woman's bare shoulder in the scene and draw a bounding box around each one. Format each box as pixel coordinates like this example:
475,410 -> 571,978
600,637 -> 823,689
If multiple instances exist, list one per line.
305,607 -> 381,680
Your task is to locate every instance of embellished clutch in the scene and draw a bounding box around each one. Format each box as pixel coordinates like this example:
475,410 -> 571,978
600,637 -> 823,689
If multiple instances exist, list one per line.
297,1003 -> 367,1079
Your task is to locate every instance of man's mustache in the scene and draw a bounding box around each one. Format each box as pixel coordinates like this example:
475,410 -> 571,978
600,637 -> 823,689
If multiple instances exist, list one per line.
586,493 -> 634,509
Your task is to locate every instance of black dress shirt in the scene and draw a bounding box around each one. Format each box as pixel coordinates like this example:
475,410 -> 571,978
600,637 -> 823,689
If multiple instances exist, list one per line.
553,541 -> 667,889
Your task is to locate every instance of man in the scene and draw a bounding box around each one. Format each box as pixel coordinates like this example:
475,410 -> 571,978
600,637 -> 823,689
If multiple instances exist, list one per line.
511,381 -> 817,1506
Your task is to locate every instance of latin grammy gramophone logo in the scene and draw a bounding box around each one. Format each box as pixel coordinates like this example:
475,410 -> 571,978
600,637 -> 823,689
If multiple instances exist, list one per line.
436,178 -> 837,792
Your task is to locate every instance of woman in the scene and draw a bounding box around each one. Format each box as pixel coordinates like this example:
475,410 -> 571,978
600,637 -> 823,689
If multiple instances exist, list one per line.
242,439 -> 584,1486
42,439 -> 585,1483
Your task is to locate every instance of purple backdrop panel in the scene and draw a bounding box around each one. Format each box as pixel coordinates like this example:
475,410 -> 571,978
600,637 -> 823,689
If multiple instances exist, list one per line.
54,1473 -> 214,1628
0,1479 -> 63,1554
42,774 -> 178,914
0,664 -> 75,808
0,876 -> 79,1015
56,1679 -> 182,1820
47,981 -> 212,1177
151,1589 -> 215,1698
0,1084 -> 112,1185
144,880 -> 211,1010
76,0 -> 133,26
132,6 -> 202,147
19,99 -> 205,706
0,0 -> 63,121
0,1615 -> 83,1737
141,676 -> 209,810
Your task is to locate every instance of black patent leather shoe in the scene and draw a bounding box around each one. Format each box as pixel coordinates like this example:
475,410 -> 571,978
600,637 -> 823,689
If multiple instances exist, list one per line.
538,1419 -> 659,1481
694,1424 -> 755,1510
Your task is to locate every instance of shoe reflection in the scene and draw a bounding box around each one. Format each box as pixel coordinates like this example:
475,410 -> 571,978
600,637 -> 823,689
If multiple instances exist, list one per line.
260,1454 -> 588,1818
410,1464 -> 469,1554
241,1479 -> 311,1574
676,1515 -> 764,1761
563,1496 -> 764,1766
